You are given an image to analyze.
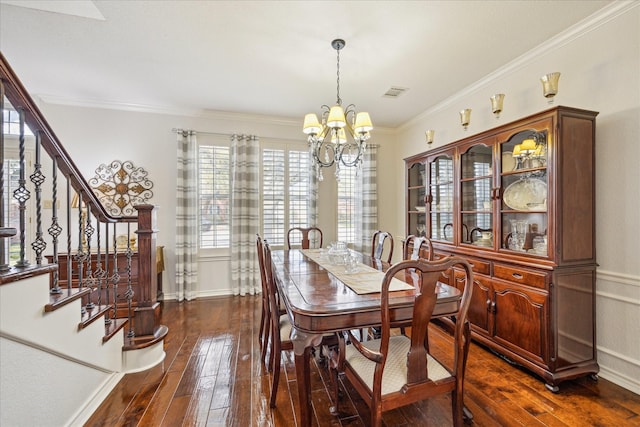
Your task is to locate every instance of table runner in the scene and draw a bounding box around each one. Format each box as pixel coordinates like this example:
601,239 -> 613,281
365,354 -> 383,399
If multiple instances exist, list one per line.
300,249 -> 414,295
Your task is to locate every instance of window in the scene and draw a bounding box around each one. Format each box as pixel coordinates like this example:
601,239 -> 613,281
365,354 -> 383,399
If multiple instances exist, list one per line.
2,144 -> 34,263
337,166 -> 357,244
261,143 -> 312,247
2,108 -> 34,136
198,143 -> 230,249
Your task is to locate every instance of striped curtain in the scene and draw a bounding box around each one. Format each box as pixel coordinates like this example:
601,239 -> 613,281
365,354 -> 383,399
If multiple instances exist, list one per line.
230,134 -> 260,295
175,131 -> 198,301
354,145 -> 378,253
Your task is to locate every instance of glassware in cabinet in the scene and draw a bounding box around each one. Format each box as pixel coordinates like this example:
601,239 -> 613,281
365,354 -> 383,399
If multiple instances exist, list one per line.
407,162 -> 427,237
460,144 -> 494,247
499,130 -> 549,256
428,154 -> 454,242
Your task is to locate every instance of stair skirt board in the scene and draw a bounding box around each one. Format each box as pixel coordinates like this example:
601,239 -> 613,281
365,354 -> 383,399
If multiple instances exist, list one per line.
0,336 -> 120,427
67,372 -> 125,427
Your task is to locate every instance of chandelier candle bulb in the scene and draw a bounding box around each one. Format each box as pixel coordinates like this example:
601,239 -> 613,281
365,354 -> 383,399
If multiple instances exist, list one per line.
303,114 -> 322,134
354,112 -> 373,133
332,128 -> 347,145
520,138 -> 537,153
327,105 -> 347,128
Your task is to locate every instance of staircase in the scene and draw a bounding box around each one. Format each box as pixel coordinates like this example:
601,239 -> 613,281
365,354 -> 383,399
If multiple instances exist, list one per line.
0,52 -> 168,426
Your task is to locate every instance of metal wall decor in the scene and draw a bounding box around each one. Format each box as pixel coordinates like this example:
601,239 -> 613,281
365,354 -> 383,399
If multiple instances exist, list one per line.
89,160 -> 153,215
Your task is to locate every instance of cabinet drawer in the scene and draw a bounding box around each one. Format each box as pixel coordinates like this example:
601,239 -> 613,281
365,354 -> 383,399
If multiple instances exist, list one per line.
466,258 -> 491,275
493,264 -> 548,289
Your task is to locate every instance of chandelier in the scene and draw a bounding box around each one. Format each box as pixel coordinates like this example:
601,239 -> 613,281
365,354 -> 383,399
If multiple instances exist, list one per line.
302,39 -> 373,181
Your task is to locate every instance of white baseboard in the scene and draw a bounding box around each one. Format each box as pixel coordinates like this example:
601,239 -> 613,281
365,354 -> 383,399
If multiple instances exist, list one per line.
66,372 -> 124,427
598,365 -> 640,396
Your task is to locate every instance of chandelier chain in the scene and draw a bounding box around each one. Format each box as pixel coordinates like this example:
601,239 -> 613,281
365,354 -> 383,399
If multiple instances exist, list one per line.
336,47 -> 341,105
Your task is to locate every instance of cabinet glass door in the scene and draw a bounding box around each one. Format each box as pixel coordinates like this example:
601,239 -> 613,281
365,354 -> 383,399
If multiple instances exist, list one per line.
500,130 -> 548,256
407,162 -> 426,238
460,144 -> 493,246
428,155 -> 453,242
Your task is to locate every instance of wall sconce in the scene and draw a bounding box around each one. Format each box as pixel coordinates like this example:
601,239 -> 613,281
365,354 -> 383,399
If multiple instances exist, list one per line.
460,109 -> 472,131
540,72 -> 561,103
425,130 -> 435,144
490,94 -> 505,119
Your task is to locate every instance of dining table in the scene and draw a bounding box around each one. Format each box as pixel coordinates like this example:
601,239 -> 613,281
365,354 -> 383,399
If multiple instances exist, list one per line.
271,248 -> 463,427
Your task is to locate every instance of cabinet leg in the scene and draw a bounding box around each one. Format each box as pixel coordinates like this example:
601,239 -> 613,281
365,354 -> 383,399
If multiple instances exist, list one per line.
463,406 -> 474,424
545,383 -> 560,393
589,373 -> 599,382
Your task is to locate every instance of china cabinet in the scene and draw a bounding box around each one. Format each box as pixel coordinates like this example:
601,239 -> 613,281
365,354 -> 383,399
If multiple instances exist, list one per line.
405,106 -> 599,391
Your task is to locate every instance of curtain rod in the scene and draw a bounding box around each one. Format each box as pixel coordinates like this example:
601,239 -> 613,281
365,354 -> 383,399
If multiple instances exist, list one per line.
171,128 -> 230,137
172,128 -> 302,144
171,127 -> 379,147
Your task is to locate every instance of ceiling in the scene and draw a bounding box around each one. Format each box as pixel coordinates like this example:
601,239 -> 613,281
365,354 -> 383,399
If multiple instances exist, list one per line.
0,0 -> 613,129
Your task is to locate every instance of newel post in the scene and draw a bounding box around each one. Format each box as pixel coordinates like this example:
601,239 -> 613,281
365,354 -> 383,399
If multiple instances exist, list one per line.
134,204 -> 160,336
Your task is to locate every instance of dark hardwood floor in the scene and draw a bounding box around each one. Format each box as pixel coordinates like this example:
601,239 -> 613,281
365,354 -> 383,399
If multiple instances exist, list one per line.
85,296 -> 640,426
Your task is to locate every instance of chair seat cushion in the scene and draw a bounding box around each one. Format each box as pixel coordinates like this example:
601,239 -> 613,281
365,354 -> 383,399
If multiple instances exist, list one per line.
345,335 -> 451,395
280,314 -> 292,339
280,315 -> 334,343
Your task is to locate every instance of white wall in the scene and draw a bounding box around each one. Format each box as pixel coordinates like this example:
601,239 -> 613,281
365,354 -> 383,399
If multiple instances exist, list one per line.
395,3 -> 640,393
38,104 -> 398,299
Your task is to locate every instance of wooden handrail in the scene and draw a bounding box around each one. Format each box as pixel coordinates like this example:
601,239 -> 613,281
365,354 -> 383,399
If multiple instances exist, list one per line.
0,51 -> 134,224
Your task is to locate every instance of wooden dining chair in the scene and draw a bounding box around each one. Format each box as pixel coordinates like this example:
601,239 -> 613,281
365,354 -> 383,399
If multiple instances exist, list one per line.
262,240 -> 338,407
331,257 -> 474,426
262,240 -> 294,408
256,234 -> 286,365
371,230 -> 394,263
287,226 -> 323,249
403,234 -> 434,261
256,234 -> 270,362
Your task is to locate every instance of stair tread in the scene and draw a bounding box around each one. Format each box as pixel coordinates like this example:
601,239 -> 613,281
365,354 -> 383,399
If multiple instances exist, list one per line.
45,287 -> 92,312
79,304 -> 112,330
104,318 -> 128,343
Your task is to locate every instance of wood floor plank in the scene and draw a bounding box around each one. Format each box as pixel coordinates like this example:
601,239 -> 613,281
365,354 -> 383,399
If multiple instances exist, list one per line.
136,369 -> 183,426
84,296 -> 640,427
160,394 -> 191,427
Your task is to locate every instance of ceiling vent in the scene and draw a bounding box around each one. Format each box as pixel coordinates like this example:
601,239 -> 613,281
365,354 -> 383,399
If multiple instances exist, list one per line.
383,86 -> 408,98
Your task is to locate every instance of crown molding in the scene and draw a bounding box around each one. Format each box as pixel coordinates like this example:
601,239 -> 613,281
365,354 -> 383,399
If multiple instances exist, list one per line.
399,0 -> 639,132
35,94 -> 206,117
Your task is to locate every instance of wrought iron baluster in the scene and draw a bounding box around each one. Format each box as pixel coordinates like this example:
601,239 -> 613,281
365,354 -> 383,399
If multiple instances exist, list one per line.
48,157 -> 62,294
111,224 -> 119,321
0,80 -> 14,272
84,206 -> 95,310
125,223 -> 134,338
103,222 -> 112,325
74,193 -> 87,314
30,131 -> 46,264
65,179 -> 72,296
13,109 -> 30,267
